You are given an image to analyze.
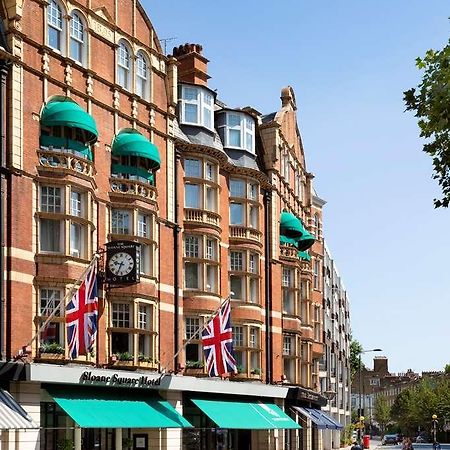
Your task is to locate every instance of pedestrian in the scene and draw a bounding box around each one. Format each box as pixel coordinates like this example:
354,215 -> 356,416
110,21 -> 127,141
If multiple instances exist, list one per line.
351,441 -> 362,450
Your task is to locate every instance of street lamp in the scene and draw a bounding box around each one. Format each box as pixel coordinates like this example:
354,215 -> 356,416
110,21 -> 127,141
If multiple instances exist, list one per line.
432,414 -> 438,448
358,348 -> 382,446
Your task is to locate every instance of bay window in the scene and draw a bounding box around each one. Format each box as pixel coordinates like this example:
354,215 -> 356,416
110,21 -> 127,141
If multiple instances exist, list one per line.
110,300 -> 156,363
185,317 -> 202,363
229,178 -> 260,229
183,158 -> 218,213
179,85 -> 214,130
38,288 -> 64,347
229,249 -> 260,304
282,266 -> 300,316
217,111 -> 255,153
38,185 -> 92,259
283,334 -> 300,383
184,235 -> 219,293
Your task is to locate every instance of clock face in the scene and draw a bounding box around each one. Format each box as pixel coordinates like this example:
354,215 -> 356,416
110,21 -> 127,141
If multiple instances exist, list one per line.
108,252 -> 135,276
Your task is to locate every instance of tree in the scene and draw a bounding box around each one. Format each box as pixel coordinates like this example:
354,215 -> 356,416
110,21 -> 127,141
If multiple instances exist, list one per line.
444,364 -> 450,374
350,339 -> 365,380
374,395 -> 391,434
404,39 -> 450,208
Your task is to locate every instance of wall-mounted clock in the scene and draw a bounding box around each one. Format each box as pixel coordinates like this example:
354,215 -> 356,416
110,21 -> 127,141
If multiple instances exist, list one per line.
105,241 -> 140,285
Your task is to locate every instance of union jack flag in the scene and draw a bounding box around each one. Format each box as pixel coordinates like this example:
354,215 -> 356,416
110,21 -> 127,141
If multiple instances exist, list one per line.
201,299 -> 237,377
66,262 -> 98,359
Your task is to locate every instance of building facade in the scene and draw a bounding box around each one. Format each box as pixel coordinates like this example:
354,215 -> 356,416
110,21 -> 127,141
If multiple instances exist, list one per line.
320,243 -> 352,449
0,0 -> 349,449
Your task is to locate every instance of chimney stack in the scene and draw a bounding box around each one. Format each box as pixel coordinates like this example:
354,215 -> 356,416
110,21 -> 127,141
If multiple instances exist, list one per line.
172,43 -> 210,86
373,356 -> 388,375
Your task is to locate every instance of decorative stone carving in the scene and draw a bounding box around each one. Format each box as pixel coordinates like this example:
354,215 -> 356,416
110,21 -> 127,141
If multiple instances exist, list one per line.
149,108 -> 155,126
131,98 -> 138,118
64,64 -> 72,86
113,89 -> 120,109
42,51 -> 49,75
86,74 -> 93,96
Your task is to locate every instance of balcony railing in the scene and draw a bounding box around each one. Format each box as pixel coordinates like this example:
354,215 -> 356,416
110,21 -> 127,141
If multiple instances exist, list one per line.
38,148 -> 94,177
184,208 -> 220,227
110,177 -> 157,202
229,226 -> 261,243
280,245 -> 298,259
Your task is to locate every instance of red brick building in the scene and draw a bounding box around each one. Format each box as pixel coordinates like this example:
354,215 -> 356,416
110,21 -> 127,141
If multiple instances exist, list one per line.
0,0 -> 334,448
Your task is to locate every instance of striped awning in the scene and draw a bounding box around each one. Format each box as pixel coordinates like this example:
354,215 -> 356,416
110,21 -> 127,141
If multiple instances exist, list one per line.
0,389 -> 38,430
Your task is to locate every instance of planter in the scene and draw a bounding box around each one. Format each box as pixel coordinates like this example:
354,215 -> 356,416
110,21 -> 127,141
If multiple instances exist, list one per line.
184,368 -> 205,376
249,373 -> 262,380
38,353 -> 66,363
137,361 -> 158,370
109,360 -> 136,369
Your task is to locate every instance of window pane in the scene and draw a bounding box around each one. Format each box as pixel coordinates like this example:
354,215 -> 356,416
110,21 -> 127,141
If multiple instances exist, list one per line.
206,187 -> 216,211
203,106 -> 212,129
41,186 -> 62,213
206,265 -> 217,292
230,276 -> 243,300
185,184 -> 200,208
227,114 -> 241,127
138,334 -> 151,357
138,304 -> 151,330
47,0 -> 62,50
185,317 -> 200,339
139,244 -> 151,275
112,303 -> 130,328
111,332 -> 130,354
70,222 -> 83,258
117,43 -> 130,89
205,162 -> 215,181
249,205 -> 258,228
40,219 -> 61,252
185,159 -> 201,178
69,13 -> 84,62
230,252 -> 243,271
184,236 -> 199,258
232,326 -> 244,347
230,180 -> 245,198
111,210 -> 130,234
136,53 -> 148,98
48,27 -> 61,50
229,129 -> 241,147
245,131 -> 253,152
185,262 -> 199,289
184,87 -> 199,102
184,104 -> 198,123
249,278 -> 258,304
137,214 -> 149,238
40,288 -> 62,316
205,239 -> 216,260
70,191 -> 82,216
248,183 -> 258,200
230,203 -> 244,225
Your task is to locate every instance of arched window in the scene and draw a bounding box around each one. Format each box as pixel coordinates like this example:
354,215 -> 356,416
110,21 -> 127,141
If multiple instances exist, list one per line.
69,11 -> 85,64
117,41 -> 132,90
47,0 -> 64,52
136,51 -> 149,100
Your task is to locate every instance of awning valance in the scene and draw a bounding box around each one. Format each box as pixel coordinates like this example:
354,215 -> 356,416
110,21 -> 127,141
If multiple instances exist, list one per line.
40,96 -> 98,144
46,385 -> 192,429
0,389 -> 38,430
292,406 -> 343,430
112,129 -> 161,170
192,399 -> 301,430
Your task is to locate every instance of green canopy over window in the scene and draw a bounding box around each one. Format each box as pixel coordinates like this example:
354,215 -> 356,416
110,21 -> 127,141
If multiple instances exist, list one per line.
298,251 -> 311,261
40,135 -> 93,161
46,385 -> 192,429
40,96 -> 98,144
111,164 -> 154,182
192,399 -> 301,430
112,129 -> 161,170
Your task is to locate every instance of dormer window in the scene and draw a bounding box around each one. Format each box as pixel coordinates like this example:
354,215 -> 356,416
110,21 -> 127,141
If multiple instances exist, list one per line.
217,112 -> 255,153
179,85 -> 214,130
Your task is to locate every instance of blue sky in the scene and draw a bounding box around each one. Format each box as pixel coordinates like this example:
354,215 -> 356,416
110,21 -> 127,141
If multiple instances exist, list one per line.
145,1 -> 450,374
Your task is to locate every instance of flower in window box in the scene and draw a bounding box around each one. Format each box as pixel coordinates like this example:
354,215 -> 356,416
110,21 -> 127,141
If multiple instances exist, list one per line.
38,343 -> 65,361
184,360 -> 205,376
116,352 -> 134,361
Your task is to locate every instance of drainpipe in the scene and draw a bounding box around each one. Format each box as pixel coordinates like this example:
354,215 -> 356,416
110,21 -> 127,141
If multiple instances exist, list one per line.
263,189 -> 273,383
0,60 -> 9,361
173,148 -> 181,371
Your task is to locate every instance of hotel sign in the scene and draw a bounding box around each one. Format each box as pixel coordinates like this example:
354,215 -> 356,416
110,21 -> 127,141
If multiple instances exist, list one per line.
80,371 -> 164,388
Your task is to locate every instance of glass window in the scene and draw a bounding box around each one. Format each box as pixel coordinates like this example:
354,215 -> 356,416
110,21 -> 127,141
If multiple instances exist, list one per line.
205,162 -> 215,181
139,243 -> 150,275
137,213 -> 150,238
203,92 -> 213,129
185,183 -> 200,208
185,318 -> 199,340
138,304 -> 151,331
205,239 -> 216,260
69,12 -> 84,63
40,219 -> 62,253
183,87 -> 199,123
117,41 -> 131,90
249,327 -> 258,348
70,191 -> 82,216
245,117 -> 254,152
40,288 -> 62,316
185,159 -> 201,178
230,251 -> 243,271
230,275 -> 244,299
227,114 -> 241,147
248,183 -> 258,200
205,186 -> 216,211
47,0 -> 63,51
232,326 -> 244,347
136,52 -> 148,99
112,303 -> 130,328
180,86 -> 214,129
41,186 -> 62,213
111,209 -> 130,234
70,222 -> 83,258
283,336 -> 292,355
230,203 -> 244,225
249,278 -> 258,304
206,265 -> 217,292
230,179 -> 245,198
184,236 -> 199,258
249,205 -> 258,228
184,262 -> 199,289
249,254 -> 257,273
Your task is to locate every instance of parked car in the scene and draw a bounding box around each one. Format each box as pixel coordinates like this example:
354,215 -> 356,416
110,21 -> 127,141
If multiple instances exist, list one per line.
415,436 -> 429,443
382,435 -> 399,445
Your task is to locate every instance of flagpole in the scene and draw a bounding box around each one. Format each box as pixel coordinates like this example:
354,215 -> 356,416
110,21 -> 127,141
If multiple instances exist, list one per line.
17,253 -> 99,357
163,293 -> 233,373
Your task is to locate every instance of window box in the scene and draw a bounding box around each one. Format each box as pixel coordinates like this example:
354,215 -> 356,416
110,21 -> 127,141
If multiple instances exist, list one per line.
184,360 -> 205,376
38,343 -> 66,362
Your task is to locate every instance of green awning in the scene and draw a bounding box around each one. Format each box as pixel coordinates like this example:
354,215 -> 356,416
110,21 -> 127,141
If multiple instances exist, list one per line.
298,250 -> 311,261
296,227 -> 315,251
40,96 -> 98,144
280,234 -> 298,245
46,386 -> 192,429
112,129 -> 161,170
192,399 -> 300,430
280,212 -> 303,239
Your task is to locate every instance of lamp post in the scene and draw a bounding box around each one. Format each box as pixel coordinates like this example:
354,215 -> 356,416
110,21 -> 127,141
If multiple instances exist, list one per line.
432,414 -> 438,448
358,348 -> 382,446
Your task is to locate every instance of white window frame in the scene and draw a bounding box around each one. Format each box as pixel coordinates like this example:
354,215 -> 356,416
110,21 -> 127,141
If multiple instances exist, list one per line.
136,51 -> 150,100
117,40 -> 132,90
69,11 -> 85,64
47,0 -> 65,53
219,112 -> 255,153
179,85 -> 214,130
